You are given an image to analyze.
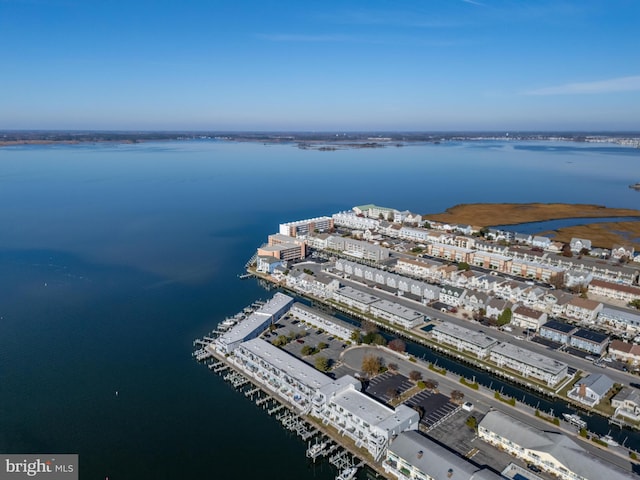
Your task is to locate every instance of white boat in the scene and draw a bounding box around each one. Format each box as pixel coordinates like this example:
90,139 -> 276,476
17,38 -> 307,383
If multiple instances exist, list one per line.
601,434 -> 619,447
336,466 -> 358,480
306,441 -> 327,458
562,413 -> 587,429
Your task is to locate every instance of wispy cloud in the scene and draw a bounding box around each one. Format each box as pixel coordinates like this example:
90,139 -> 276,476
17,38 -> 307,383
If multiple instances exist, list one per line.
524,75 -> 640,95
256,33 -> 358,43
461,0 -> 486,7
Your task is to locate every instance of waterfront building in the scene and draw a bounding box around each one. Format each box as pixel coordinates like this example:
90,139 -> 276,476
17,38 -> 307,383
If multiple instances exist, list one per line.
511,305 -> 547,331
478,410 -> 636,480
393,210 -> 422,225
564,297 -> 603,324
432,323 -> 498,359
611,387 -> 640,421
256,233 -> 307,261
333,286 -> 379,313
567,373 -> 614,407
369,299 -> 425,329
570,238 -> 592,253
332,211 -> 380,231
611,244 -> 635,261
214,293 -> 294,354
285,271 -> 340,299
569,328 -> 609,355
539,320 -> 577,345
233,338 -> 330,412
383,430 -> 503,480
489,343 -> 568,386
589,279 -> 640,303
532,236 -> 551,250
598,307 -> 640,334
312,375 -> 418,461
289,303 -> 357,340
353,204 -> 396,220
256,255 -> 284,274
609,339 -> 640,365
306,232 -> 331,250
439,286 -> 467,307
279,216 -> 334,238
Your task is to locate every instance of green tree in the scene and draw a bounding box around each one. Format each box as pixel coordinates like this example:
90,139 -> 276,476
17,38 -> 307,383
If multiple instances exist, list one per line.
629,299 -> 640,310
497,308 -> 512,326
457,262 -> 470,271
317,342 -> 329,350
315,356 -> 330,372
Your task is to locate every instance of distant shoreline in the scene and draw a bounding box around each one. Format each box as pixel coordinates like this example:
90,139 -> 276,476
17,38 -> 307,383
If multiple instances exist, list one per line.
1,131 -> 640,148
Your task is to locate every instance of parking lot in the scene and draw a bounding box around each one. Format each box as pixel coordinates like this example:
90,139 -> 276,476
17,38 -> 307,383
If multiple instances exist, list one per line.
405,390 -> 460,430
263,311 -> 349,371
365,371 -> 413,404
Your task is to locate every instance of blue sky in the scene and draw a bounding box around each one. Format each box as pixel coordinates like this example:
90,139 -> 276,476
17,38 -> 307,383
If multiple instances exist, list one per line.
1,0 -> 639,131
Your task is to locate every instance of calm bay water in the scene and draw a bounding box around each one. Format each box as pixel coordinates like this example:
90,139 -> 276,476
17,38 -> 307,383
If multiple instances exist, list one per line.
1,140 -> 639,479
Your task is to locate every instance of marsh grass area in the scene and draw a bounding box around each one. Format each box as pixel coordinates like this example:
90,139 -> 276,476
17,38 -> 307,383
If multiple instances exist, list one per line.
425,203 -> 640,249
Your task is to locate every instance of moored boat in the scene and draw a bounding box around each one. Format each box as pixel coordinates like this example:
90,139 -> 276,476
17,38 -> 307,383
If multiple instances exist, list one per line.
562,413 -> 587,429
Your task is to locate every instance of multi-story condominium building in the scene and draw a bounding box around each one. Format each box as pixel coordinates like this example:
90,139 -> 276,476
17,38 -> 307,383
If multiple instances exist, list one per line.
569,328 -> 609,355
494,280 -> 528,302
427,243 -> 473,263
544,290 -> 574,317
343,237 -> 390,262
609,339 -> 640,365
510,258 -> 564,282
312,375 -> 419,461
256,233 -> 307,261
517,286 -> 546,308
369,299 -> 425,329
511,305 -> 547,331
289,303 -> 357,340
565,269 -> 593,288
439,286 -> 467,307
394,257 -> 440,280
332,211 -> 380,231
539,320 -> 577,345
471,274 -> 505,293
564,297 -> 603,323
589,279 -> 640,303
432,323 -> 498,359
353,203 -> 396,220
598,307 -> 640,334
470,250 -> 512,271
214,293 -> 294,354
397,226 -> 430,243
334,259 -> 440,303
393,210 -> 422,224
384,430 -> 503,480
489,343 -> 568,386
279,216 -> 334,237
333,286 -> 379,313
567,373 -> 614,407
478,410 -> 635,480
232,337 -> 329,412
